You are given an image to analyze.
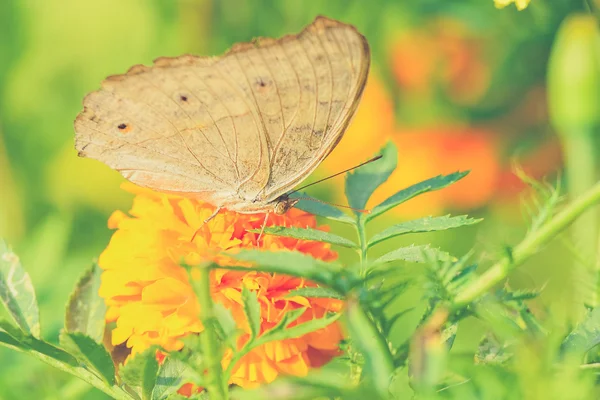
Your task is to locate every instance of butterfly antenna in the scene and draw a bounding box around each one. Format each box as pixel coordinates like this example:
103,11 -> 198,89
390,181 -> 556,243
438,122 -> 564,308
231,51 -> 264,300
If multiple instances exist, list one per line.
290,155 -> 383,194
294,196 -> 371,214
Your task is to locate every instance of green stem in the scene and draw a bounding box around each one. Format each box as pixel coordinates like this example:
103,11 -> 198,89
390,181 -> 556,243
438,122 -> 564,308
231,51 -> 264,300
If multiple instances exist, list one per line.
196,266 -> 228,400
223,342 -> 252,382
580,362 -> 600,369
563,131 -> 600,308
356,215 -> 368,275
454,180 -> 600,307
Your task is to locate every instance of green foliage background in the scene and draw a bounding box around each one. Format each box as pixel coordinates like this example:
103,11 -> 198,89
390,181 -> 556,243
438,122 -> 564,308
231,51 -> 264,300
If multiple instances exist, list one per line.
1,0 -> 599,398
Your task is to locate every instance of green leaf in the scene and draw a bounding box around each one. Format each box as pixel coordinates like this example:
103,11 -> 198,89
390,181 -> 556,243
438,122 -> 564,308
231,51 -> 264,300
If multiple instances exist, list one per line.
291,192 -> 355,225
368,215 -> 481,247
242,287 -> 261,340
59,331 -> 115,385
373,245 -> 455,265
268,308 -> 307,333
343,297 -> 394,396
214,302 -> 239,349
424,252 -> 477,302
0,239 -> 40,338
120,346 -> 160,400
65,263 -> 107,343
226,250 -> 343,286
152,357 -> 192,400
368,171 -> 469,221
0,319 -> 78,365
240,308 -> 308,354
258,313 -> 340,344
0,330 -> 22,348
562,307 -> 600,356
250,226 -> 358,249
287,287 -> 344,300
0,319 -> 27,350
345,141 -> 397,212
0,318 -> 26,341
475,334 -> 512,365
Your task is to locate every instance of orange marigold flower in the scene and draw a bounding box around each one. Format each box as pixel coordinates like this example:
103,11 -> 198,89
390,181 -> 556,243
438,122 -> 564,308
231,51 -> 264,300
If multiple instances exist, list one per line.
99,182 -> 343,389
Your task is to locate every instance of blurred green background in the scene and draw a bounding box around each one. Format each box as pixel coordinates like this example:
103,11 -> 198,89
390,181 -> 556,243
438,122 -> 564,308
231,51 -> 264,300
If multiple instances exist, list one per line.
0,0 -> 595,398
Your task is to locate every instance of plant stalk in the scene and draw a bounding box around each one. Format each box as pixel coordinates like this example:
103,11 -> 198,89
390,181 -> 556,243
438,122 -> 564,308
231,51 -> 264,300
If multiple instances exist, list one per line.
196,266 -> 228,400
454,180 -> 600,307
356,215 -> 368,275
563,131 -> 600,308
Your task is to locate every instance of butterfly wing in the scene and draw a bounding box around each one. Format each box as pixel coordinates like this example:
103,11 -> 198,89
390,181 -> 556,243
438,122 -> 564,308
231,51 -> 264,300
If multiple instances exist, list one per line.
229,16 -> 371,202
74,16 -> 369,209
75,52 -> 274,206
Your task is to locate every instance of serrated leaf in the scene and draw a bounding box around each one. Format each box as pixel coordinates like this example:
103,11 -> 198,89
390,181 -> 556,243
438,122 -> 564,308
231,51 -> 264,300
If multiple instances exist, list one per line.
373,245 -> 455,265
447,264 -> 479,292
214,303 -> 238,349
368,215 -> 481,247
258,313 -> 340,344
368,171 -> 469,221
242,287 -> 261,340
152,357 -> 192,400
227,250 -> 343,286
287,287 -> 344,300
250,226 -> 358,249
120,346 -> 160,400
562,308 -> 600,356
59,331 -> 115,384
345,141 -> 397,212
65,263 -> 106,343
265,308 -> 307,334
475,334 -> 512,365
291,192 -> 355,225
0,239 -> 40,338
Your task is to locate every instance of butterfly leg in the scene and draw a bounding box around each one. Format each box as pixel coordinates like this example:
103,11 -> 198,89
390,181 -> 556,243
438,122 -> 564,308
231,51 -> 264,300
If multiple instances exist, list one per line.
190,207 -> 221,242
257,212 -> 270,245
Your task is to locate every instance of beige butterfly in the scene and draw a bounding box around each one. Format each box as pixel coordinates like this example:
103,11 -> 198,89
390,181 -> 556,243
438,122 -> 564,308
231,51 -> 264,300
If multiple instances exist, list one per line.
74,16 -> 370,222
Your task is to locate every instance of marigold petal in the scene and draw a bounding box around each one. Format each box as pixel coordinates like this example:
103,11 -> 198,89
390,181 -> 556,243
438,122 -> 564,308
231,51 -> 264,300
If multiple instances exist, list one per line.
99,186 -> 343,390
107,210 -> 128,229
142,277 -> 190,308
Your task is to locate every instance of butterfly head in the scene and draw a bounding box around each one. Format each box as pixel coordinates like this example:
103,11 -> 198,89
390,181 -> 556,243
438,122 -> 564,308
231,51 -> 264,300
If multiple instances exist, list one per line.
273,196 -> 299,215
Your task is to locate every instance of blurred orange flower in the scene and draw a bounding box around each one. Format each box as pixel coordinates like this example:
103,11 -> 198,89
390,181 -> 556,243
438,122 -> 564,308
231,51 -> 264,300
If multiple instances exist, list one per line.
99,183 -> 342,389
390,18 -> 490,105
371,127 -> 501,217
321,72 -> 501,217
321,72 -> 394,174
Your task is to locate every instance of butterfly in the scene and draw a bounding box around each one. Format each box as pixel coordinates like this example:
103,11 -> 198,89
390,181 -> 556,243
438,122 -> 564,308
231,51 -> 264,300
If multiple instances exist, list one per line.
74,16 -> 370,223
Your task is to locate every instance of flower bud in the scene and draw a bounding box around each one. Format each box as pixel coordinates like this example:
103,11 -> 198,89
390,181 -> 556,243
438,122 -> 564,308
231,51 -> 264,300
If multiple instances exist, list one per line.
548,14 -> 600,132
